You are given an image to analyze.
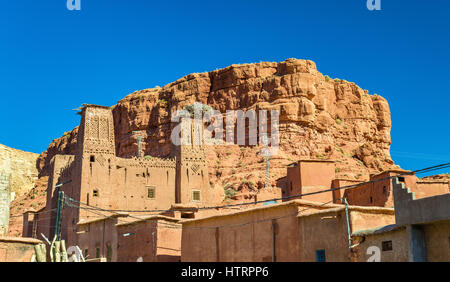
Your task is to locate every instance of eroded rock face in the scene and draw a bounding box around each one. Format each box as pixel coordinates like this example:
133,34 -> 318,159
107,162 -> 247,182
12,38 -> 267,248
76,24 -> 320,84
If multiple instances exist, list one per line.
0,144 -> 39,199
36,59 -> 396,196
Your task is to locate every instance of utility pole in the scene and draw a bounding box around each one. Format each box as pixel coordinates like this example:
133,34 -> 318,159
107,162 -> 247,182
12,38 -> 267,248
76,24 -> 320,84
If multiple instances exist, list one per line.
53,180 -> 71,241
133,131 -> 146,158
54,190 -> 65,241
340,197 -> 352,249
261,133 -> 270,189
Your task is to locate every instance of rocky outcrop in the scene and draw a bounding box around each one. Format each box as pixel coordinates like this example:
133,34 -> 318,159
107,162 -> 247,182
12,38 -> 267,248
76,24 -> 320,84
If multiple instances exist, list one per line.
0,144 -> 39,199
35,59 -> 396,196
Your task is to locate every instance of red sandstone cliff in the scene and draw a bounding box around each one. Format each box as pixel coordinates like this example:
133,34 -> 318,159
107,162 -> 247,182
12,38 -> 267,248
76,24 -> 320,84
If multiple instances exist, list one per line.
36,59 -> 397,198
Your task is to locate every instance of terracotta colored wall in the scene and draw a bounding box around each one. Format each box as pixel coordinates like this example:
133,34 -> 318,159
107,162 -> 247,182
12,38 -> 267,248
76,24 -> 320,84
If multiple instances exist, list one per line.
117,219 -> 181,262
299,162 -> 335,203
415,182 -> 449,199
41,105 -> 213,251
297,210 -> 349,262
286,161 -> 335,203
343,172 -> 416,208
350,210 -> 395,232
0,239 -> 39,262
182,203 -> 395,262
77,217 -> 120,262
182,204 -> 302,262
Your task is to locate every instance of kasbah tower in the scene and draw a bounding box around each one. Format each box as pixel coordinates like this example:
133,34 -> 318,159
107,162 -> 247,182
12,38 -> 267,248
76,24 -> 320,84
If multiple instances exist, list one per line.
39,104 -> 212,248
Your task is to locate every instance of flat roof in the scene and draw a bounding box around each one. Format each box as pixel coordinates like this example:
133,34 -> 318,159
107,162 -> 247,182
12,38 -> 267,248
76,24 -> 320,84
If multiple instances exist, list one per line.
288,159 -> 336,166
333,178 -> 364,183
371,169 -> 412,178
0,236 -> 43,245
77,212 -> 129,226
181,199 -> 395,225
181,200 -> 340,225
82,104 -> 111,109
352,224 -> 405,237
116,215 -> 180,227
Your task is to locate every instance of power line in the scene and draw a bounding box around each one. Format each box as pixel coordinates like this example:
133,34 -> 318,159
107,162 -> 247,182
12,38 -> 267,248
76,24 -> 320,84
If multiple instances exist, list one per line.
63,162 -> 450,215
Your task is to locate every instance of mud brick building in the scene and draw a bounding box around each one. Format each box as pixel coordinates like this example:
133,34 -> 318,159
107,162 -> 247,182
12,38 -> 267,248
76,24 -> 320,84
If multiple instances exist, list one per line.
27,104 -> 214,250
278,160 -> 449,207
180,200 -> 395,262
351,177 -> 450,262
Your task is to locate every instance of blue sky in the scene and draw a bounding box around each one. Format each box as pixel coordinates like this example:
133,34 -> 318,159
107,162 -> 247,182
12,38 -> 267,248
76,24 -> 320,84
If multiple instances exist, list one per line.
0,0 -> 449,175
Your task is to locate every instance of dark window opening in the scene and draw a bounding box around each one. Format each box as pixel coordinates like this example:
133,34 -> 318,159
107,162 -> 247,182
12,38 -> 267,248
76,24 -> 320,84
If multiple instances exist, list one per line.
84,249 -> 88,258
192,190 -> 201,201
181,212 -> 195,219
369,196 -> 373,204
93,189 -> 99,197
290,182 -> 293,191
90,155 -> 95,162
382,240 -> 393,251
106,244 -> 112,262
398,177 -> 405,182
383,186 -> 387,194
316,249 -> 326,262
147,187 -> 155,199
96,247 -> 100,258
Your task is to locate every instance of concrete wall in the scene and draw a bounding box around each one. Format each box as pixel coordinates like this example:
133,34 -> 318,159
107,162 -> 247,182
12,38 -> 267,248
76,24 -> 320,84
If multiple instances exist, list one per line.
393,177 -> 450,226
423,220 -> 450,262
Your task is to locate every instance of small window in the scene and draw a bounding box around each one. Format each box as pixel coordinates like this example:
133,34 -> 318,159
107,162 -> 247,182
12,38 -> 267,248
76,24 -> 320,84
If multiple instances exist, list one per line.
106,244 -> 112,262
316,249 -> 326,262
90,155 -> 95,162
369,196 -> 373,204
93,189 -> 99,197
192,190 -> 201,202
382,240 -> 393,251
147,186 -> 156,199
181,212 -> 195,219
96,247 -> 100,258
398,177 -> 405,182
84,249 -> 88,258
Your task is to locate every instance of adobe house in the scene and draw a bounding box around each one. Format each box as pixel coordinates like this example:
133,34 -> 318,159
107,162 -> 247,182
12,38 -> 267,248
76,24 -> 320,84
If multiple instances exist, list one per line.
36,104 -> 213,250
281,160 -> 336,203
351,177 -> 450,262
77,212 -> 181,262
278,161 -> 448,208
116,215 -> 181,262
339,170 -> 449,208
180,199 -> 395,262
77,213 -> 128,262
